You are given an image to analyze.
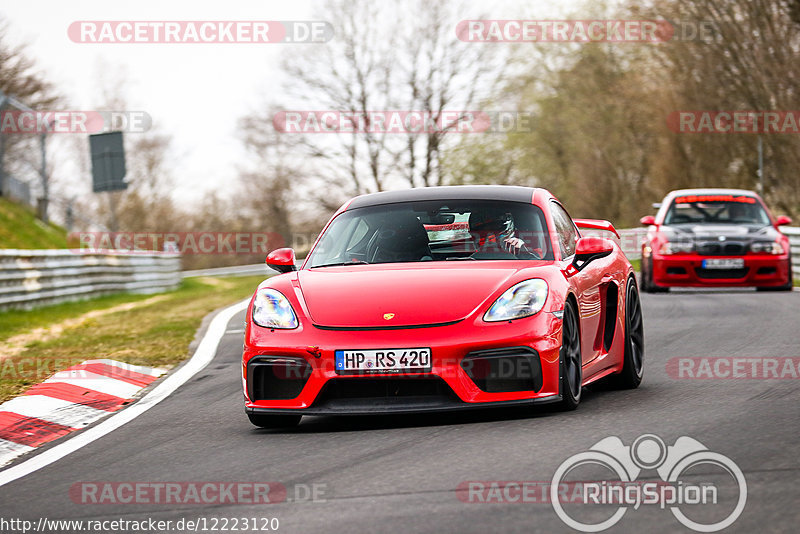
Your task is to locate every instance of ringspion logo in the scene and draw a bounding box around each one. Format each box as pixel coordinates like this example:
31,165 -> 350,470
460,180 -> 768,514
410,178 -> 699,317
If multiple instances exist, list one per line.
551,434 -> 746,532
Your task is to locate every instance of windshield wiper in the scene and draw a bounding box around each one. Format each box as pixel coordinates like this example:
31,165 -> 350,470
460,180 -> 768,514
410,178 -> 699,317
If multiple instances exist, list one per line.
312,260 -> 370,268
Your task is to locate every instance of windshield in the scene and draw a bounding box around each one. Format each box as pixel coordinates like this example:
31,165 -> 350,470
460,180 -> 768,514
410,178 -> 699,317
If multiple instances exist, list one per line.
663,195 -> 770,226
308,200 -> 553,268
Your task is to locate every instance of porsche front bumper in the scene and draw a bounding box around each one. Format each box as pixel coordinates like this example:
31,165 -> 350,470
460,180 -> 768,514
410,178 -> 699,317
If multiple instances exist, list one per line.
242,312 -> 564,415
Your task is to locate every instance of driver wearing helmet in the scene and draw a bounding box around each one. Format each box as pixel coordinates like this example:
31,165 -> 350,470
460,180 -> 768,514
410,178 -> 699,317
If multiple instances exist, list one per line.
469,208 -> 527,254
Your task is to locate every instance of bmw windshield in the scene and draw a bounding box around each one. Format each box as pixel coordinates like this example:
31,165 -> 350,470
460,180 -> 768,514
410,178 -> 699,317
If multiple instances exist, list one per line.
664,195 -> 771,226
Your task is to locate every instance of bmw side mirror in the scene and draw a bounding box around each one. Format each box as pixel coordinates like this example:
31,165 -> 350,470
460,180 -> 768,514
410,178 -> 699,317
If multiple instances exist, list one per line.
640,215 -> 656,226
775,215 -> 792,226
573,237 -> 614,271
266,248 -> 297,273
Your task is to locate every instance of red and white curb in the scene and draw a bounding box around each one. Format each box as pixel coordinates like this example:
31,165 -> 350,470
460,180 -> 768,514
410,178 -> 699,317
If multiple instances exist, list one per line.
0,299 -> 249,488
0,359 -> 166,467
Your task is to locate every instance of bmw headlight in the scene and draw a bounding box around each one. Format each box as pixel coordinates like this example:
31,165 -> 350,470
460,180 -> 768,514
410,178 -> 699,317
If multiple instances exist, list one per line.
660,240 -> 694,255
252,288 -> 299,329
750,241 -> 784,254
484,279 -> 548,322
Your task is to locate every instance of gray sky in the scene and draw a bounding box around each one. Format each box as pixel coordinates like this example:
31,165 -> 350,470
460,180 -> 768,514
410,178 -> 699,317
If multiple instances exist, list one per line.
0,0 -> 567,204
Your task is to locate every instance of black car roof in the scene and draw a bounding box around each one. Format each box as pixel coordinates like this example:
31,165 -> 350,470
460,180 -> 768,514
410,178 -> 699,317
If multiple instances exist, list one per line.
347,185 -> 538,209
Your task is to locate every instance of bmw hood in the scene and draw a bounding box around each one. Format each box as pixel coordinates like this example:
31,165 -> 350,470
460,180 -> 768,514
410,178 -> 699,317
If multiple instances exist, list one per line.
662,223 -> 780,241
296,263 -> 546,328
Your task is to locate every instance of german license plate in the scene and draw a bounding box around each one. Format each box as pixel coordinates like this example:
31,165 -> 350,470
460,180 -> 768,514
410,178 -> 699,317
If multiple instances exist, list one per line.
702,258 -> 744,269
335,348 -> 431,374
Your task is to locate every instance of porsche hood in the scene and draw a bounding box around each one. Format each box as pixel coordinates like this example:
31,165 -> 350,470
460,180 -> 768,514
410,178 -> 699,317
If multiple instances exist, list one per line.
295,263 -> 547,328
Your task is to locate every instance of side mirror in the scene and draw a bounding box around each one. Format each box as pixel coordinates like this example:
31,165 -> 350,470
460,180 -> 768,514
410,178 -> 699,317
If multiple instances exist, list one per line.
640,215 -> 656,226
775,215 -> 792,226
573,237 -> 614,271
266,248 -> 297,273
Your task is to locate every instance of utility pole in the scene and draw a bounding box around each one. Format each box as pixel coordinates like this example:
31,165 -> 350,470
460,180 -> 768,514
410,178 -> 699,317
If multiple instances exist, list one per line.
39,130 -> 49,223
757,135 -> 764,196
0,92 -> 7,197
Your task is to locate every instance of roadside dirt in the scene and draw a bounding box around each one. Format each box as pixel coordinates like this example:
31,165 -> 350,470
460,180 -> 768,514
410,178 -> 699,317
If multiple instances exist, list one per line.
0,294 -> 169,360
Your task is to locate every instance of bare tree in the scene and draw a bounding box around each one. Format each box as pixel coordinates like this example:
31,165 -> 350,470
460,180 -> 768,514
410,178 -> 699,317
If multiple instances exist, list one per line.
392,0 -> 503,187
0,21 -> 60,220
236,106 -> 306,246
271,0 -> 508,207
646,0 -> 800,215
282,0 -> 398,196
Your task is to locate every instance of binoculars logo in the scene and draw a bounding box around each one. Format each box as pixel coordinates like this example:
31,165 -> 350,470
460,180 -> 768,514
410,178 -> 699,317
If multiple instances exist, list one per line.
551,434 -> 747,532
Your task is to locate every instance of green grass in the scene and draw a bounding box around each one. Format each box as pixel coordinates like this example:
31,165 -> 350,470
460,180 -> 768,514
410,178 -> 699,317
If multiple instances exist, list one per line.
0,291 -> 159,342
0,275 -> 265,402
0,197 -> 68,249
629,258 -> 641,272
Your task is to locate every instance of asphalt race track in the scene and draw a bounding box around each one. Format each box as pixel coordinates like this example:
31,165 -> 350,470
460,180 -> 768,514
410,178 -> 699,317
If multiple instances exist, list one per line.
1,289 -> 798,533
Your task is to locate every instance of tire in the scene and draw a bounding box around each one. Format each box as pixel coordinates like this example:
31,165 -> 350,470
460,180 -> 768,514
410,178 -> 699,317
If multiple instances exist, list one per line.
642,257 -> 667,293
610,277 -> 645,389
557,298 -> 582,411
638,254 -> 649,292
247,413 -> 302,428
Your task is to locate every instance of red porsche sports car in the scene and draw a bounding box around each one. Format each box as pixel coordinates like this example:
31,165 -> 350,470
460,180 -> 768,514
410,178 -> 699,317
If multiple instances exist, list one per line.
639,188 -> 793,292
242,186 -> 644,428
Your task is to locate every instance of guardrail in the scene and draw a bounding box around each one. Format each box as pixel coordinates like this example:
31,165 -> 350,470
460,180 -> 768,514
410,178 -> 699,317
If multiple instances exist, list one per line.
0,250 -> 181,310
182,259 -> 307,278
616,228 -> 647,261
615,226 -> 800,281
782,227 -> 800,281
182,263 -> 269,278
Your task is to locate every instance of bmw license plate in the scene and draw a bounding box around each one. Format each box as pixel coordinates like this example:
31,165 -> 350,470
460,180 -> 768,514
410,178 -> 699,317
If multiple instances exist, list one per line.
335,348 -> 431,374
702,258 -> 745,269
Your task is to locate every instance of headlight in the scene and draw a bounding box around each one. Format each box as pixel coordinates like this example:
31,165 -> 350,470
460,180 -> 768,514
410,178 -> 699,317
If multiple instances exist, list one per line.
484,279 -> 548,322
750,241 -> 784,254
660,240 -> 694,254
252,288 -> 299,329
